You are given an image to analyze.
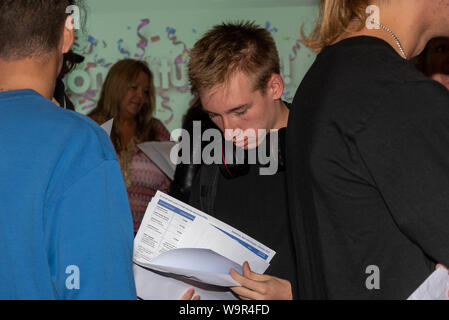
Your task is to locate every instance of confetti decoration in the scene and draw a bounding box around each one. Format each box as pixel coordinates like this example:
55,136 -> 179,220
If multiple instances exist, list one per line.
82,35 -> 98,55
289,38 -> 303,62
135,19 -> 150,59
158,89 -> 174,125
166,26 -> 189,60
265,21 -> 278,33
80,89 -> 100,111
165,26 -> 190,93
118,39 -> 131,58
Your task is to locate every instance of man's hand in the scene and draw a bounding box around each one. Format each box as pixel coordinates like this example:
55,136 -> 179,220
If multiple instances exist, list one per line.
230,262 -> 293,300
180,288 -> 200,300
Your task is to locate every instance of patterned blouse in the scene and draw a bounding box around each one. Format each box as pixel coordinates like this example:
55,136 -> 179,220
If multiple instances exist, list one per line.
116,119 -> 171,234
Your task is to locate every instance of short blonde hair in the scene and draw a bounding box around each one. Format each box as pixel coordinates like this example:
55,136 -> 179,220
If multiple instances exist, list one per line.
302,0 -> 373,52
188,21 -> 280,97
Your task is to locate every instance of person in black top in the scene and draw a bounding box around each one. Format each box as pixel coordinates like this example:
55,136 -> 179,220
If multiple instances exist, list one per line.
185,22 -> 295,300
287,0 -> 449,299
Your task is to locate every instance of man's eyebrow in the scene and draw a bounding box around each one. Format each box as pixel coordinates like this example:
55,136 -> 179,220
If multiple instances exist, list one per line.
204,110 -> 220,117
225,104 -> 250,114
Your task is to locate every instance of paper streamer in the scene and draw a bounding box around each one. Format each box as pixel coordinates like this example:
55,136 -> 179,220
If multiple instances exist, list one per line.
158,89 -> 174,125
135,19 -> 150,59
82,35 -> 98,55
80,89 -> 99,111
166,27 -> 190,63
166,26 -> 190,93
289,38 -> 303,62
118,39 -> 131,59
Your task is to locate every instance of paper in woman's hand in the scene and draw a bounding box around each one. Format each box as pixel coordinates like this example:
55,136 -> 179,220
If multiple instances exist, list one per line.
138,141 -> 177,180
100,118 -> 113,137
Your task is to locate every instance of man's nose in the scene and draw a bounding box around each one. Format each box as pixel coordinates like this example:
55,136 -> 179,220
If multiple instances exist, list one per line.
222,115 -> 235,130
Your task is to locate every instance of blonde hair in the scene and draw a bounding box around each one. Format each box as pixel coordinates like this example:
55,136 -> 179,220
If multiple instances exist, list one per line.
89,59 -> 157,152
188,21 -> 280,97
302,0 -> 373,52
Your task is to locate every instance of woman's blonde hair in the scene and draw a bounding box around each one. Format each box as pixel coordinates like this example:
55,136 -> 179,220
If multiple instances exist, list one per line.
89,59 -> 157,152
302,0 -> 373,52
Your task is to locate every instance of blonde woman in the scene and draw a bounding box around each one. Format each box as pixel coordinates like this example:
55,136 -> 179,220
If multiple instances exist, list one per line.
287,0 -> 449,299
90,59 -> 171,234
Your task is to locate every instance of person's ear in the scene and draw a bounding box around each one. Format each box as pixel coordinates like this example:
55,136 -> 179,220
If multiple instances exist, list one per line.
62,16 -> 75,54
267,74 -> 284,100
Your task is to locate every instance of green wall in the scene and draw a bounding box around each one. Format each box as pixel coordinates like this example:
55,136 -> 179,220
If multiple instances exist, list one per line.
67,0 -> 318,131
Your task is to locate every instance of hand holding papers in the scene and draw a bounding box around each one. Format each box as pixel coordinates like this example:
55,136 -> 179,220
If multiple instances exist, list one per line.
133,191 -> 276,299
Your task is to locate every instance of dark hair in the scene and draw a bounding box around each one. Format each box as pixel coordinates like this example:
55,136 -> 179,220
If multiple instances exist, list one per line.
0,0 -> 75,60
188,21 -> 281,96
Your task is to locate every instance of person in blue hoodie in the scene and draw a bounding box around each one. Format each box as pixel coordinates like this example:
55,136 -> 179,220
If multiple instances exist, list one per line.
0,0 -> 136,299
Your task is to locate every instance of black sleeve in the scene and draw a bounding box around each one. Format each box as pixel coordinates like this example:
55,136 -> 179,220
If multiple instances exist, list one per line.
358,82 -> 449,265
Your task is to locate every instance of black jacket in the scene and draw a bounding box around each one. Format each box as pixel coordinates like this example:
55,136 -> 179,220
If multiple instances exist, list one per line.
286,36 -> 449,299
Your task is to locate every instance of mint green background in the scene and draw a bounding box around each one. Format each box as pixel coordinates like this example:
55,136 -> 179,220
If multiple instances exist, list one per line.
67,0 -> 318,132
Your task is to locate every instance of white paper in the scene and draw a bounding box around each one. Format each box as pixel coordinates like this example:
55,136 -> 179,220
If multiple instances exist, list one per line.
133,191 -> 276,298
137,141 -> 177,180
408,267 -> 449,300
133,264 -> 238,300
100,118 -> 113,137
136,248 -> 242,287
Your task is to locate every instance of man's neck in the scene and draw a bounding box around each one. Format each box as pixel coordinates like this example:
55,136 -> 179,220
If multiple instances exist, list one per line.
0,56 -> 58,99
273,100 -> 289,130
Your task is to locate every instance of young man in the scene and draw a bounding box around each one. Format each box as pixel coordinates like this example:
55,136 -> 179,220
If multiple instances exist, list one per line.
287,0 -> 449,299
0,1 -> 136,299
185,22 -> 295,300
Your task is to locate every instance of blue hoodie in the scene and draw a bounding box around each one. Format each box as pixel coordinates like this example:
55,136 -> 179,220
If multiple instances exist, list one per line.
0,89 -> 136,299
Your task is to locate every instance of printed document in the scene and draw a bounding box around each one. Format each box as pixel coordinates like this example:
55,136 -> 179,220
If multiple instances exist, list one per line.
133,191 -> 276,298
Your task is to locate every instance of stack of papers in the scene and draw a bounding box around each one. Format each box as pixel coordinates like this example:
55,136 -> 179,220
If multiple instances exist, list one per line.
133,191 -> 276,299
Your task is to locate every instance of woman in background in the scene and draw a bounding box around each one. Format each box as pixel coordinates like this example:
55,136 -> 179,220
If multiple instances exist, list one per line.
89,59 -> 171,234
